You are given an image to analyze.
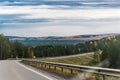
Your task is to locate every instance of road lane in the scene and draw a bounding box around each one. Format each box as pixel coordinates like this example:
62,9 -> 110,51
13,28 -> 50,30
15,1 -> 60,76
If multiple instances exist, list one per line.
0,60 -> 57,80
41,52 -> 94,60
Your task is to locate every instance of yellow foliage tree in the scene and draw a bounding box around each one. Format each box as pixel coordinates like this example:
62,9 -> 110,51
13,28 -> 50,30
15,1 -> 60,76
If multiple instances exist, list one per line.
94,49 -> 103,63
31,51 -> 36,59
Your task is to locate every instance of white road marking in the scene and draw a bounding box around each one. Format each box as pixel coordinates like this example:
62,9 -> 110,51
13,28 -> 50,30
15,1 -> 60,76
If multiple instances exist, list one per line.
16,61 -> 57,80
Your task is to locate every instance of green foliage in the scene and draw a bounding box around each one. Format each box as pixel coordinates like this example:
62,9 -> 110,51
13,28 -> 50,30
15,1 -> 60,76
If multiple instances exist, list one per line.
42,54 -> 94,66
92,35 -> 120,69
11,41 -> 31,58
0,34 -> 11,59
1,33 -> 120,69
31,42 -> 96,58
0,34 -> 32,59
101,40 -> 120,68
0,34 -> 97,59
94,49 -> 102,63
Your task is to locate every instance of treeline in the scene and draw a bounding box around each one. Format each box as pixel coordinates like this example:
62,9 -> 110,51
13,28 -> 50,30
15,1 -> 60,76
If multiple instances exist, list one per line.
32,36 -> 120,69
31,41 -> 97,58
0,34 -> 120,68
0,34 -> 11,59
0,34 -> 97,59
0,34 -> 33,59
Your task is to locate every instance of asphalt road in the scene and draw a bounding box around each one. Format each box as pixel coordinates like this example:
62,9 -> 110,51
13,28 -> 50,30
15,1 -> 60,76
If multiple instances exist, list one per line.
0,60 -> 62,80
41,52 -> 94,60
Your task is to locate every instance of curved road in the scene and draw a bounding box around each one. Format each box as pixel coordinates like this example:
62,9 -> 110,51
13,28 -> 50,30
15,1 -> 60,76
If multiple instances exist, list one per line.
42,52 -> 94,60
0,60 -> 64,80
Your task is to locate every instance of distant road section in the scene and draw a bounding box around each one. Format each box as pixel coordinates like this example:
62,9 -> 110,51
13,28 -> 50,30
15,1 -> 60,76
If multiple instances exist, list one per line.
0,60 -> 58,80
42,52 -> 94,60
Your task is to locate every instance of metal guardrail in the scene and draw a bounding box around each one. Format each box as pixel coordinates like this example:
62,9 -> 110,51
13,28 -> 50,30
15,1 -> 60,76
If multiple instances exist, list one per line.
22,59 -> 120,80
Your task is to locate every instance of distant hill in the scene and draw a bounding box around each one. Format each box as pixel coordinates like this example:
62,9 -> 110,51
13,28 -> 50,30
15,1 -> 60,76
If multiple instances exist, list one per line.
6,33 -> 119,41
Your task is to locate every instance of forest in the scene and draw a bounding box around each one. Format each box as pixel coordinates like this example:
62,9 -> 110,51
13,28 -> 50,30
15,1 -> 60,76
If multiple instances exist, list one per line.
0,34 -> 32,59
0,34 -> 120,68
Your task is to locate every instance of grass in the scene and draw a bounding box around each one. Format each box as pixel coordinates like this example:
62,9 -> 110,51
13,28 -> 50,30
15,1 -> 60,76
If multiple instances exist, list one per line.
41,54 -> 94,66
38,53 -> 95,78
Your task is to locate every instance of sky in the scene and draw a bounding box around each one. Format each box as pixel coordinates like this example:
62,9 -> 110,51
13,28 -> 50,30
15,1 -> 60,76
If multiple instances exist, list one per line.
0,0 -> 120,37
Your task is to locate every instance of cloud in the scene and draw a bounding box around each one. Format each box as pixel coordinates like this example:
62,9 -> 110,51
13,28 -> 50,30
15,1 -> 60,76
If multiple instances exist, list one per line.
0,0 -> 120,36
0,5 -> 120,19
0,4 -> 120,24
21,8 -> 120,19
1,20 -> 120,37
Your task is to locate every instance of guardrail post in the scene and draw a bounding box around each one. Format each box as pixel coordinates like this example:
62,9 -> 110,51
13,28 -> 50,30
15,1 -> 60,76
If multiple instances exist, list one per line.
49,65 -> 51,69
34,61 -> 35,66
95,74 -> 100,80
54,66 -> 56,70
36,62 -> 38,67
39,63 -> 40,68
70,69 -> 73,74
61,67 -> 63,72
103,75 -> 105,80
44,64 -> 46,68
84,73 -> 87,79
38,62 -> 40,67
41,63 -> 43,68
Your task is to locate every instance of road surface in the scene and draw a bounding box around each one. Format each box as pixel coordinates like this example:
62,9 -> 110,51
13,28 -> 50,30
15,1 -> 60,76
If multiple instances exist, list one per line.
0,60 -> 65,80
41,52 -> 94,60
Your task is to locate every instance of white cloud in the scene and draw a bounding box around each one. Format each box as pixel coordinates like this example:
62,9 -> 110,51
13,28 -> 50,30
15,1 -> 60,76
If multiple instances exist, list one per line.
1,21 -> 120,37
0,5 -> 120,20
23,8 -> 120,19
0,2 -> 120,36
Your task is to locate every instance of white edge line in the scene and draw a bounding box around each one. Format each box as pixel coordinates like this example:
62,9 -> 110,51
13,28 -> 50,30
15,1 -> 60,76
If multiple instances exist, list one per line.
16,61 -> 55,80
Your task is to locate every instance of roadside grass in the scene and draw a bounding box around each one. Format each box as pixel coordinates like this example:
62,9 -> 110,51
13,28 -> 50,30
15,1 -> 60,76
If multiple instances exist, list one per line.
41,54 -> 94,66
39,54 -> 97,79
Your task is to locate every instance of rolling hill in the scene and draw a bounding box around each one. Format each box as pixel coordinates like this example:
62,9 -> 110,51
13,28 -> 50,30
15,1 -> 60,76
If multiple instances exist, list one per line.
6,33 -> 119,41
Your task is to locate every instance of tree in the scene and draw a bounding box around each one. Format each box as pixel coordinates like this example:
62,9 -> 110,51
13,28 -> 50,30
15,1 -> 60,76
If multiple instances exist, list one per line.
101,39 -> 120,68
94,49 -> 102,63
0,34 -> 11,59
0,34 -> 32,59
